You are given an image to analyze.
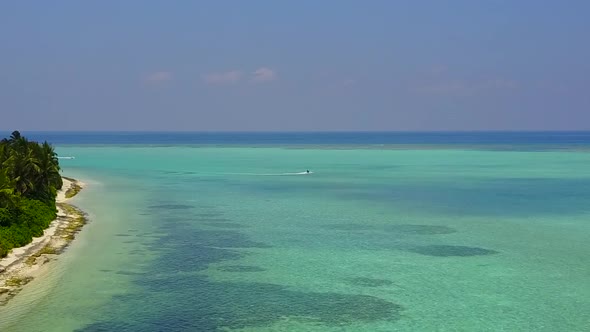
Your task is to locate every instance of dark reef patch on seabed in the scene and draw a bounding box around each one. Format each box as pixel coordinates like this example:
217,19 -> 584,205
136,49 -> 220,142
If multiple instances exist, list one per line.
409,245 -> 499,257
217,265 -> 266,272
194,212 -> 224,217
348,277 -> 394,287
74,214 -> 402,331
323,223 -> 374,231
204,222 -> 247,229
191,230 -> 271,249
198,217 -> 233,222
383,224 -> 456,235
76,276 -> 402,331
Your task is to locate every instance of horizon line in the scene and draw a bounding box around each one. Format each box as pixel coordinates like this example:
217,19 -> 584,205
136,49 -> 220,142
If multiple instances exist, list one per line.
3,130 -> 590,134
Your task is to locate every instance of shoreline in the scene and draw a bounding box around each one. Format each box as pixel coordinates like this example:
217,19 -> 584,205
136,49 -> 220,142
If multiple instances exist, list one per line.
0,176 -> 88,306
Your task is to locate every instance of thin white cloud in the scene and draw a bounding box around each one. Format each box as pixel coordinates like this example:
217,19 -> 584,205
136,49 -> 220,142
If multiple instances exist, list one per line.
251,67 -> 276,83
202,70 -> 242,85
145,71 -> 173,83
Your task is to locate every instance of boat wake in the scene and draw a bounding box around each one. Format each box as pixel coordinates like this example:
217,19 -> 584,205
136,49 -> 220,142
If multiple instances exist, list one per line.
283,171 -> 313,175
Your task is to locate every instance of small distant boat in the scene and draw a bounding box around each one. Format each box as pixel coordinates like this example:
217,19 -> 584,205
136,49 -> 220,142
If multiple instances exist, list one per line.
58,156 -> 75,160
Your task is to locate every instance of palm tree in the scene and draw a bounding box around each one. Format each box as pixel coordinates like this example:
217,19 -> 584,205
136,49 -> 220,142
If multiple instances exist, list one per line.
6,140 -> 40,197
31,141 -> 62,202
0,169 -> 17,209
0,141 -> 7,165
0,131 -> 62,203
9,130 -> 22,142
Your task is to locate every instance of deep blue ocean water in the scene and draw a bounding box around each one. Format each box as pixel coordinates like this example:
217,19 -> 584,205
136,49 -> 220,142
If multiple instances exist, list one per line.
7,131 -> 590,146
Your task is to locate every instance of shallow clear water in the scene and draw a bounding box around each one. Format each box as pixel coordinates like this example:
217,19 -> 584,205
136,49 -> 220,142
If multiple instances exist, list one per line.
1,144 -> 590,331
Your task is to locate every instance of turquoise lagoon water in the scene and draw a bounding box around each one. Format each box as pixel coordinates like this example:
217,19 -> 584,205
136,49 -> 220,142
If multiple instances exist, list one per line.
1,141 -> 590,331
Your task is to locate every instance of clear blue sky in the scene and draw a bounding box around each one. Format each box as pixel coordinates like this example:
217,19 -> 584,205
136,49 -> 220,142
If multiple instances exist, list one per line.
1,1 -> 589,131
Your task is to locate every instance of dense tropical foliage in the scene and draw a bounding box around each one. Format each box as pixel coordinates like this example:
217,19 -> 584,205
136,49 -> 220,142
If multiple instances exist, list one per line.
0,131 -> 62,258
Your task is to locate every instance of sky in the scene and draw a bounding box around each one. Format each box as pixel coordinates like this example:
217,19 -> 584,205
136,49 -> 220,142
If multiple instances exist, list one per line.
1,1 -> 589,131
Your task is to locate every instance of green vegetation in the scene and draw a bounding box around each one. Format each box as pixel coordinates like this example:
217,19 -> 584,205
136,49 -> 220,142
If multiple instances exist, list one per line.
55,202 -> 87,242
0,131 -> 62,258
35,245 -> 58,256
65,181 -> 82,199
4,276 -> 33,287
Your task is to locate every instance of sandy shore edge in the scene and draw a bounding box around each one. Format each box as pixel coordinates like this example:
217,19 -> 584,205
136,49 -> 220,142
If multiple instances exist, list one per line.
0,176 -> 88,305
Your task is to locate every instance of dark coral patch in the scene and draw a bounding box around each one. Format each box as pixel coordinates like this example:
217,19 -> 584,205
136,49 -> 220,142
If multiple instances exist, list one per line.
348,277 -> 394,287
382,224 -> 455,235
75,208 -> 402,331
194,213 -> 223,217
204,222 -> 247,229
76,277 -> 402,331
218,265 -> 266,272
409,245 -> 498,257
322,224 -> 376,231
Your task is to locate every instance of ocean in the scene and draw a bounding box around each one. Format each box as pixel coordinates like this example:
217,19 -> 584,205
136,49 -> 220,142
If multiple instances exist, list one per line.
1,132 -> 589,331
